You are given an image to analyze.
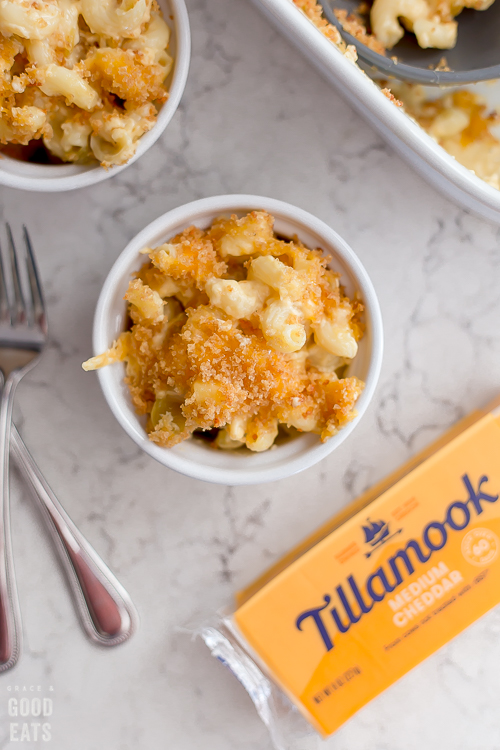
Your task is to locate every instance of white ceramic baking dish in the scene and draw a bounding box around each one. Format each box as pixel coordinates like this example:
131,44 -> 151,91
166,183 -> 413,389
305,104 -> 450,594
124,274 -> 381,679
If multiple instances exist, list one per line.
250,0 -> 500,224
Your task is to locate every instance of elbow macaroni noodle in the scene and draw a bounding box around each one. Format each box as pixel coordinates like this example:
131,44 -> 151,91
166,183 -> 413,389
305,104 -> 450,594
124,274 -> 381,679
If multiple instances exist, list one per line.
0,0 -> 172,166
370,0 -> 460,49
83,211 -> 365,453
370,0 -> 496,49
79,0 -> 150,39
38,64 -> 101,110
205,278 -> 270,320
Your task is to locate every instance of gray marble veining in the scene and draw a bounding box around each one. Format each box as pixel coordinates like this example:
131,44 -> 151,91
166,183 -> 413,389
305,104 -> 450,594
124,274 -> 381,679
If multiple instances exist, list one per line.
0,0 -> 499,748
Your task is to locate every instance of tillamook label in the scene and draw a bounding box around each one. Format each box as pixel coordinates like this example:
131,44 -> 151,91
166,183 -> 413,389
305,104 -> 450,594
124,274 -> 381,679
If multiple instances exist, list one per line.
234,406 -> 500,737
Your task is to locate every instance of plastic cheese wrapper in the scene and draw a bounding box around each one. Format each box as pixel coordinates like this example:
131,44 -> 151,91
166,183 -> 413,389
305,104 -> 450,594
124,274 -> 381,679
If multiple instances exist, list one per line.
199,396 -> 500,749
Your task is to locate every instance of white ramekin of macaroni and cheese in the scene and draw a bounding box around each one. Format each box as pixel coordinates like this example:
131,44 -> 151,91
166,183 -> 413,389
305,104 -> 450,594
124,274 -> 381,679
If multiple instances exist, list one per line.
0,0 -> 190,191
85,195 -> 383,485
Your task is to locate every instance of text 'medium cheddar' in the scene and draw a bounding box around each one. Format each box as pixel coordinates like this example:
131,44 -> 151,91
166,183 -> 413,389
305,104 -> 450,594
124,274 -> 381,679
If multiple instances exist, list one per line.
233,399 -> 500,736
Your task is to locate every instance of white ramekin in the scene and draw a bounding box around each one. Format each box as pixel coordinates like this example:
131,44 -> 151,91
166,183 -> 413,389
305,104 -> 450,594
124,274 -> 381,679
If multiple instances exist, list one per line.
0,0 -> 190,193
93,195 -> 383,485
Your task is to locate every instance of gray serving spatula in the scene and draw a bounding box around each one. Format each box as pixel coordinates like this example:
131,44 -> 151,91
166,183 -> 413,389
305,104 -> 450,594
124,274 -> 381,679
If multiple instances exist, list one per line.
320,0 -> 500,84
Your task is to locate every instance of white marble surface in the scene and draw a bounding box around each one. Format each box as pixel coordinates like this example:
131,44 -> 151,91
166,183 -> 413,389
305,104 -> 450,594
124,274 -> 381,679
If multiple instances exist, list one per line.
1,1 -> 500,748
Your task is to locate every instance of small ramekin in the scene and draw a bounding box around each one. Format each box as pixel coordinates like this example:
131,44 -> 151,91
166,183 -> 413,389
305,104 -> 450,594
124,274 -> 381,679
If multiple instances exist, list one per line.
93,195 -> 383,485
0,0 -> 190,193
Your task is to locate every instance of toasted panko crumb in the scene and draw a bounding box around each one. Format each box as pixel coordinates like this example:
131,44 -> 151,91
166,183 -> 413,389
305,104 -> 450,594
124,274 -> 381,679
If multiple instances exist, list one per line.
381,88 -> 403,107
333,9 -> 386,55
145,226 -> 227,288
83,48 -> 168,106
83,211 -> 365,452
291,0 -> 358,55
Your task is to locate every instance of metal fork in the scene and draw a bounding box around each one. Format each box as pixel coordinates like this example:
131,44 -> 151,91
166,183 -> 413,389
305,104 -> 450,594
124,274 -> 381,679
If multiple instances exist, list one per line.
0,225 -> 46,671
10,424 -> 138,648
0,226 -> 137,670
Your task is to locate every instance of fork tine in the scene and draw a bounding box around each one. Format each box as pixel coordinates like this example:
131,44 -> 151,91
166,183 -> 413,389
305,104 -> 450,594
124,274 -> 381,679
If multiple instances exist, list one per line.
6,224 -> 26,325
23,226 -> 46,330
0,240 -> 10,323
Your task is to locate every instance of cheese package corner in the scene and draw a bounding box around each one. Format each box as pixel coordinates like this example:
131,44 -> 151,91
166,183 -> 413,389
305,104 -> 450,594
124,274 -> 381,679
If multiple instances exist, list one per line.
202,399 -> 500,743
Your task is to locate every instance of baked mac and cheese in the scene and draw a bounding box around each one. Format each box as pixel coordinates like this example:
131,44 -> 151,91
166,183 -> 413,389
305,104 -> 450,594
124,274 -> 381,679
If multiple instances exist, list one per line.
292,0 -> 500,191
388,85 -> 500,190
294,0 -> 496,52
83,211 -> 365,452
0,0 -> 172,166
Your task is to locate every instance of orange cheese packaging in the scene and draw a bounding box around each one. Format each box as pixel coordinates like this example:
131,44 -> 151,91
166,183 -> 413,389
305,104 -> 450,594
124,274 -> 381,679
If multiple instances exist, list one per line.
201,398 -> 500,745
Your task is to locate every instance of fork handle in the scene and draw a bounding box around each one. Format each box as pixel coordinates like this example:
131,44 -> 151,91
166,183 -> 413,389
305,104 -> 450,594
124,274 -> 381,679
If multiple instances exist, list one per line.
11,425 -> 138,646
0,376 -> 22,671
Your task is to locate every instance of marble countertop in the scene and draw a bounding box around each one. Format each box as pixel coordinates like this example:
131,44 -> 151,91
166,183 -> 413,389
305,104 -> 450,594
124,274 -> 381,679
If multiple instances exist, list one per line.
1,1 -> 500,748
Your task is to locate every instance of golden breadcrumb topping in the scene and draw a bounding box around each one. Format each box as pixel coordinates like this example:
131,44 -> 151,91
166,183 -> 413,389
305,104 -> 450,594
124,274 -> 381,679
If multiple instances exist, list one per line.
83,48 -> 168,106
333,8 -> 386,55
291,0 -> 358,59
380,87 -> 403,107
83,211 -> 365,452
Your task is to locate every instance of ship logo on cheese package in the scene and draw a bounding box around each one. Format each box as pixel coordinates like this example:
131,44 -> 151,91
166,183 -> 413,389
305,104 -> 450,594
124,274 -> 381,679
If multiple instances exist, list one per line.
361,517 -> 402,557
215,402 -> 500,742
